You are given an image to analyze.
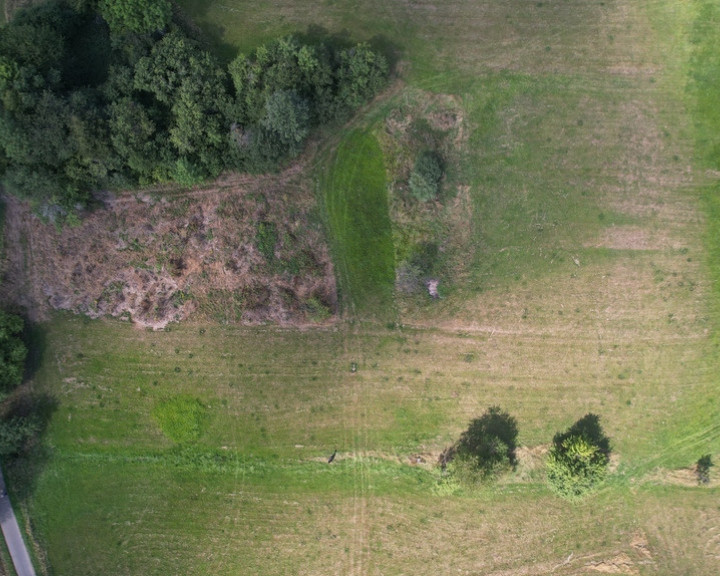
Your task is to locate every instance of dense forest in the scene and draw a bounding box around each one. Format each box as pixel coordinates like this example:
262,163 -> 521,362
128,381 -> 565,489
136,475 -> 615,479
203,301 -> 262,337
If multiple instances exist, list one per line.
0,0 -> 389,215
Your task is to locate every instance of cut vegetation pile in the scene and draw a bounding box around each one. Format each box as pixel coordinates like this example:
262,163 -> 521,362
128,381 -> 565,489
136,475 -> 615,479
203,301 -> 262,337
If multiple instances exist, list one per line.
0,169 -> 336,327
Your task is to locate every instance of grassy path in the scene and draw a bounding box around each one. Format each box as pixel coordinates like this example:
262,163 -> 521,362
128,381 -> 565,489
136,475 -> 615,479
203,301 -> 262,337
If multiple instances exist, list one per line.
319,129 -> 395,318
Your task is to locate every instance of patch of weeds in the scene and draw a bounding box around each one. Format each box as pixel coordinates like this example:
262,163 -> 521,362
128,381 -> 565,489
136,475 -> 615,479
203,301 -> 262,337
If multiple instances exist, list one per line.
304,296 -> 331,322
171,290 -> 194,308
256,221 -> 278,266
166,197 -> 192,218
99,281 -> 125,301
397,241 -> 441,294
200,289 -> 244,323
152,395 -> 208,443
409,150 -> 444,202
128,258 -> 151,270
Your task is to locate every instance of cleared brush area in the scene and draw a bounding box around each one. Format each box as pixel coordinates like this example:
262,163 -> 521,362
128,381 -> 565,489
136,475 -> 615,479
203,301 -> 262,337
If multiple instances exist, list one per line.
3,0 -> 720,575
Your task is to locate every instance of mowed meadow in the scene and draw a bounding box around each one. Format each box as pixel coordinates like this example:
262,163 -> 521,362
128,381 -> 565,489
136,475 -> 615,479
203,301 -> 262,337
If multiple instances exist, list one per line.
4,0 -> 720,574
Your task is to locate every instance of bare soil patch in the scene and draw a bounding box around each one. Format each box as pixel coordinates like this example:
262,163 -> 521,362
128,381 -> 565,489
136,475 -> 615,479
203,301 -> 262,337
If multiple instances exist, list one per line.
646,465 -> 720,488
0,168 -> 336,328
586,226 -> 675,251
586,552 -> 638,574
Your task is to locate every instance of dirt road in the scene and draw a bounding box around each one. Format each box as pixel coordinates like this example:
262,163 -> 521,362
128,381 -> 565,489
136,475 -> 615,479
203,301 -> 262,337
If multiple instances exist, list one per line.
0,464 -> 36,576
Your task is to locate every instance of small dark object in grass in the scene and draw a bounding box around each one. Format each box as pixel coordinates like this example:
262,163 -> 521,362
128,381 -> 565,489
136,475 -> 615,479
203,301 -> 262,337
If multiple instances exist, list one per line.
697,454 -> 713,485
328,449 -> 337,463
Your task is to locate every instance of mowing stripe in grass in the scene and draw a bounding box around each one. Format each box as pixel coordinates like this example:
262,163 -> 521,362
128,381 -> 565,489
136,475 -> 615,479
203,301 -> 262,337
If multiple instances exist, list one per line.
319,129 -> 394,317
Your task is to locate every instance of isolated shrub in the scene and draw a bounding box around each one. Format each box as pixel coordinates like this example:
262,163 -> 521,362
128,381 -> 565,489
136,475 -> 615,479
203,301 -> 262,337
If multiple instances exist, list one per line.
696,454 -> 713,485
449,406 -> 518,483
409,150 -> 444,201
0,310 -> 27,401
547,413 -> 611,499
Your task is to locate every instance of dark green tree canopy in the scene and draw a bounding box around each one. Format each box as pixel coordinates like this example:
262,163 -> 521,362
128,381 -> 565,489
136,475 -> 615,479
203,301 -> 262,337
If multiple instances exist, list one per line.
0,310 -> 27,401
444,406 -> 519,483
0,2 -> 389,211
261,90 -> 311,157
0,415 -> 40,457
456,406 -> 518,467
228,35 -> 388,126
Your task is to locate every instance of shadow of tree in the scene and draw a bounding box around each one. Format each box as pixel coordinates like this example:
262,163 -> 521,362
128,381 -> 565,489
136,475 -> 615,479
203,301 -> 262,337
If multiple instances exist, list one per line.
552,413 -> 611,458
300,25 -> 402,75
439,406 -> 519,482
2,390 -> 57,503
22,316 -> 46,383
2,317 -> 56,504
173,1 -> 241,65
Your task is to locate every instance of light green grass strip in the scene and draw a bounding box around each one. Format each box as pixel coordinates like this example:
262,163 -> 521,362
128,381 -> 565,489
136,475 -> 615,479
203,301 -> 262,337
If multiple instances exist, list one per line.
320,129 -> 394,317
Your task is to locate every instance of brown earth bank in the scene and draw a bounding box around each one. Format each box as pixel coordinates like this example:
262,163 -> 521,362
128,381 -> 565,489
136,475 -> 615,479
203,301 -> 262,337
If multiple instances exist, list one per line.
0,167 -> 337,329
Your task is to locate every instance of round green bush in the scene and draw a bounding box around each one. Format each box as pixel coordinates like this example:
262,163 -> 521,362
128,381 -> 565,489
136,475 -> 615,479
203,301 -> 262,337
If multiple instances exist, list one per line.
546,414 -> 611,499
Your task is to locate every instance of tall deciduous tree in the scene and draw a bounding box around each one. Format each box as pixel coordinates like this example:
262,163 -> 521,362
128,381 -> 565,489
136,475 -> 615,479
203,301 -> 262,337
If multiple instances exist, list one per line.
260,90 -> 311,158
133,31 -> 232,180
444,406 -> 519,483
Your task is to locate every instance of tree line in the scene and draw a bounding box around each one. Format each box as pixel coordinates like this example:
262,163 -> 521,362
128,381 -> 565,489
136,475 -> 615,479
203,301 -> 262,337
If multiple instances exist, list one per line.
0,0 -> 389,214
441,406 -> 714,497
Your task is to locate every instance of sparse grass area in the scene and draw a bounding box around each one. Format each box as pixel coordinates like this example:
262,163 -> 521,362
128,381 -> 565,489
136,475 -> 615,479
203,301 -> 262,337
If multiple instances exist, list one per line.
4,0 -> 720,575
690,0 -> 720,328
10,301 -> 719,574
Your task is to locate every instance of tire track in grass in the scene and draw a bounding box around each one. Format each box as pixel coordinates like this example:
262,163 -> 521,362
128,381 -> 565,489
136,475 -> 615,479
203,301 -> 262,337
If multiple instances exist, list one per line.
318,127 -> 393,572
344,328 -> 370,576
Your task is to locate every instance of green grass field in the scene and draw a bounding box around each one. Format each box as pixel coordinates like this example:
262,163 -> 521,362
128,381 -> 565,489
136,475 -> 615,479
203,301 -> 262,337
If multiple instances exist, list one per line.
4,0 -> 720,574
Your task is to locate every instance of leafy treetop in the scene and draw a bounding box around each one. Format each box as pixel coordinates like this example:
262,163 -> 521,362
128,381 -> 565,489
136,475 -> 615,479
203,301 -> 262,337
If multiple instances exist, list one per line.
0,1 -> 389,214
0,310 -> 27,401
